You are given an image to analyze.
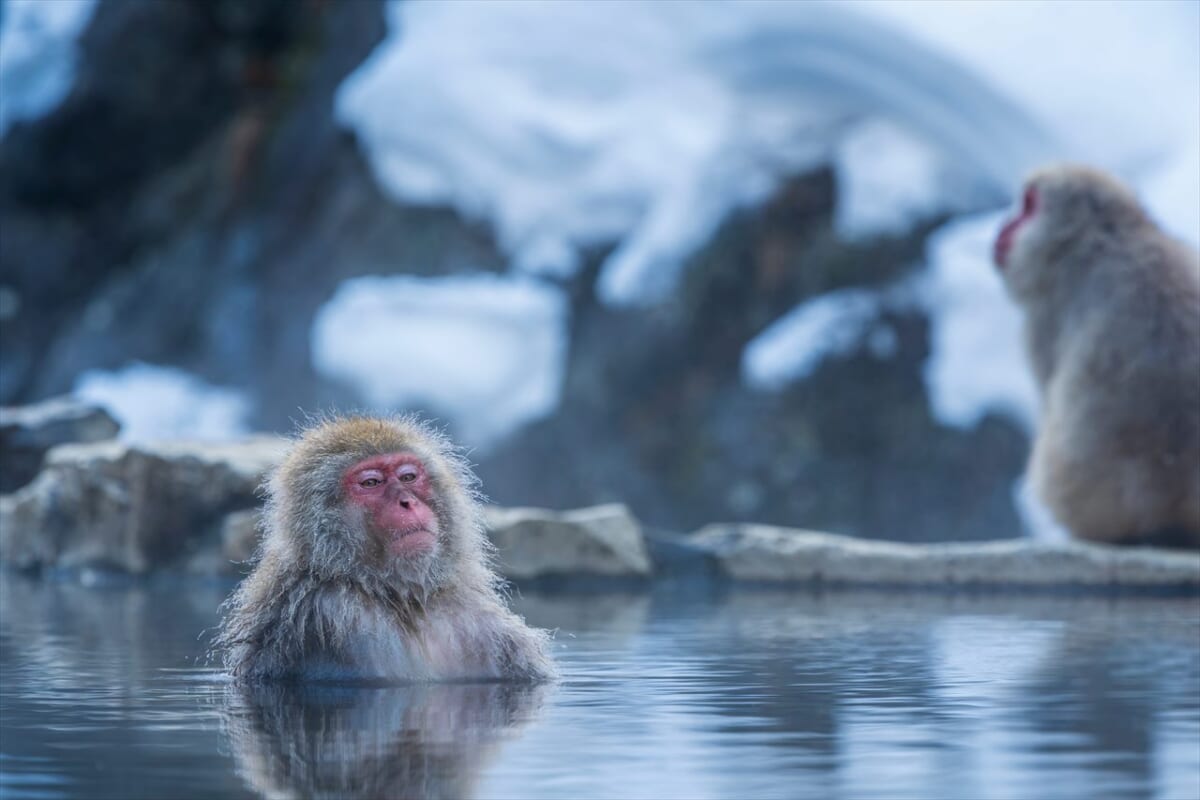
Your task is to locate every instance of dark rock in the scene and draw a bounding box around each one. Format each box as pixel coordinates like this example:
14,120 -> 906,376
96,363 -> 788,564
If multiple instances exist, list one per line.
0,396 -> 120,491
643,527 -> 721,580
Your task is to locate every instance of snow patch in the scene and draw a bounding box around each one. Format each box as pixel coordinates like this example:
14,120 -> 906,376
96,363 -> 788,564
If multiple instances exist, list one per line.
1142,125 -> 1200,251
0,0 -> 97,135
74,363 -> 251,442
744,288 -> 882,390
922,211 -> 1037,431
834,120 -> 975,239
1014,476 -> 1070,543
743,274 -> 922,390
311,274 -> 567,450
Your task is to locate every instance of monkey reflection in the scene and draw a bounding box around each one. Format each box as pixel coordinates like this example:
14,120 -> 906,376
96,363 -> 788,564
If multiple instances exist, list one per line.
223,681 -> 547,800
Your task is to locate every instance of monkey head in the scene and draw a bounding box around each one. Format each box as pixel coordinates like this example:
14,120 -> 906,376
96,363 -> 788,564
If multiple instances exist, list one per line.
343,452 -> 440,559
262,415 -> 488,589
993,164 -> 1150,301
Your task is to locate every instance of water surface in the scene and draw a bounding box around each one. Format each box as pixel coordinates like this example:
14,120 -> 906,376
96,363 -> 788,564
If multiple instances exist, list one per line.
1,575 -> 1197,799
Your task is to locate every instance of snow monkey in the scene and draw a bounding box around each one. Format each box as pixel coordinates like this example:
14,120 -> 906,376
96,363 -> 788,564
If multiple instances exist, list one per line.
994,164 -> 1200,548
215,415 -> 556,681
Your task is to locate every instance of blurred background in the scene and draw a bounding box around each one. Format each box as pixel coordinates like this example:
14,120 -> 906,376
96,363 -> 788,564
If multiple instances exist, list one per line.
1,0 -> 1197,542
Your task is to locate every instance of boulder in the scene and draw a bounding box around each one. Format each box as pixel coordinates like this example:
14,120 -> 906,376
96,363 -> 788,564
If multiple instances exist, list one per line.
185,508 -> 263,576
484,504 -> 652,581
689,524 -> 1200,592
0,437 -> 286,574
0,397 -> 120,492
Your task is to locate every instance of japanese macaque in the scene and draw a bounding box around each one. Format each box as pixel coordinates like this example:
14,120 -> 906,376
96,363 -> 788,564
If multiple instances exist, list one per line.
215,415 -> 556,681
994,164 -> 1200,548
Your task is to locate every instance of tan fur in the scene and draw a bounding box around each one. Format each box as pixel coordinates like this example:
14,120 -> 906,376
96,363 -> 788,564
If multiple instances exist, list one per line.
1001,165 -> 1200,547
214,414 -> 556,681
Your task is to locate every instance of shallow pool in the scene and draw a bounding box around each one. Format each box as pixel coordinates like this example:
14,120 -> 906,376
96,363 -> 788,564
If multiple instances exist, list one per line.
1,575 -> 1197,799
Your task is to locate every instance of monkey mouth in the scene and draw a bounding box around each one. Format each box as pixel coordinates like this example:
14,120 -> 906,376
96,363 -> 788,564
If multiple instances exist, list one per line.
390,526 -> 432,540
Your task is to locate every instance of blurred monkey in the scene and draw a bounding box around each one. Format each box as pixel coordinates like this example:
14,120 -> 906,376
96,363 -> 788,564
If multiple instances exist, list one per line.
995,165 -> 1200,547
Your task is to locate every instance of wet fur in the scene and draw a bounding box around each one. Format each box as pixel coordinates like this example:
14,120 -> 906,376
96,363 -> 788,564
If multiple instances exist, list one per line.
1003,165 -> 1200,547
214,415 -> 556,681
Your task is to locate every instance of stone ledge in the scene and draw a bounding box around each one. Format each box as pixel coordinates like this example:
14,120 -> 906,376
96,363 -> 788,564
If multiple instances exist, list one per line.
2,439 -> 1197,593
689,524 -> 1200,592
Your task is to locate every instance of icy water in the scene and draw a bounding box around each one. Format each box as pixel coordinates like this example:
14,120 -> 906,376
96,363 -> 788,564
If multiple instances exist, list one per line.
1,575 -> 1198,800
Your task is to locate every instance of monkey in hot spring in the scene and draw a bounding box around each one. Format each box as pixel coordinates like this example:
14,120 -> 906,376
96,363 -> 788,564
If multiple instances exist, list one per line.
215,415 -> 556,682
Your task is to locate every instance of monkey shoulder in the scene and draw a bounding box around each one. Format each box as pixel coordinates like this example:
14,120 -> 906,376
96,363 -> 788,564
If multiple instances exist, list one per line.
414,597 -> 556,682
279,583 -> 554,683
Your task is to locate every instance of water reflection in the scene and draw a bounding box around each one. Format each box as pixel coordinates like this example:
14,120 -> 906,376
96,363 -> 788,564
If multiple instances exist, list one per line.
0,575 -> 1197,800
223,682 -> 547,800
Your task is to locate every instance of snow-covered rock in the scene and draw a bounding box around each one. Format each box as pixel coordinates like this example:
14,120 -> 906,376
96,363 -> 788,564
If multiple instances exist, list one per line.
689,523 -> 1200,591
0,437 -> 286,574
0,395 -> 119,491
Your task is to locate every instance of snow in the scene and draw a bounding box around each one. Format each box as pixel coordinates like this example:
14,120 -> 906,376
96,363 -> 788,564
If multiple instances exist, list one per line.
74,363 -> 251,442
337,0 -> 1056,307
851,0 -> 1200,187
310,274 -> 567,450
833,120 -> 977,239
742,280 -> 916,390
1014,476 -> 1070,544
0,0 -> 97,135
922,212 -> 1038,432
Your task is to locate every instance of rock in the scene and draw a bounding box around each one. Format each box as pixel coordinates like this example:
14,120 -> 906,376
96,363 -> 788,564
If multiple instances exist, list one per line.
484,504 -> 652,581
689,524 -> 1200,592
0,437 -> 286,574
0,397 -> 120,492
185,508 -> 263,576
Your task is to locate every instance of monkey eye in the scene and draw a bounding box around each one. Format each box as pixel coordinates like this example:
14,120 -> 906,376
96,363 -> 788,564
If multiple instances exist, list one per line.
398,470 -> 418,483
360,477 -> 382,488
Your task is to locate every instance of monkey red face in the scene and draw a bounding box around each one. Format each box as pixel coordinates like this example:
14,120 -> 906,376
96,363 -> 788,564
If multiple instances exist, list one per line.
344,454 -> 440,558
994,185 -> 1038,268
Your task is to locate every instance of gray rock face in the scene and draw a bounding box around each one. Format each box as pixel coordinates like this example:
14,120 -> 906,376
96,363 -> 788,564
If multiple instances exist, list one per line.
690,524 -> 1200,591
0,397 -> 120,492
484,504 -> 652,581
0,438 -> 286,574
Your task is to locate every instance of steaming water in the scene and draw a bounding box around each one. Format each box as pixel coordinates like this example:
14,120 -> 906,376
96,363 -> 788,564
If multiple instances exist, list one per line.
1,575 -> 1197,800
